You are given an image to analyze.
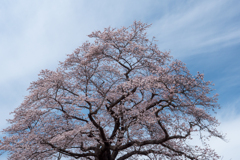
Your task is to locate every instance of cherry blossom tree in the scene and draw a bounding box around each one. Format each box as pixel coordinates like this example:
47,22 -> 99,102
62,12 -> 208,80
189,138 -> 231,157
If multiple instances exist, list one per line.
0,21 -> 224,160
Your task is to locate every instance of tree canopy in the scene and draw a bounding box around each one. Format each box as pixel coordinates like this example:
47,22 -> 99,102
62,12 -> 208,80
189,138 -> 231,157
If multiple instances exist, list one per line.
0,21 -> 224,160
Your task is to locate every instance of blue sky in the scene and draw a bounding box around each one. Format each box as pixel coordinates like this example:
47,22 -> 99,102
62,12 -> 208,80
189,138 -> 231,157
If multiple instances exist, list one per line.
0,0 -> 240,159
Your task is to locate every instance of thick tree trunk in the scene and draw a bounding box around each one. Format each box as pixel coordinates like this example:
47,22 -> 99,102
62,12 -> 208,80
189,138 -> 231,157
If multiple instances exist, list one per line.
98,149 -> 112,160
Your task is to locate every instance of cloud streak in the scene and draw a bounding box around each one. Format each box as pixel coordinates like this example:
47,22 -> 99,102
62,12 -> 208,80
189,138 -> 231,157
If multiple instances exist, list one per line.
150,0 -> 240,57
190,99 -> 240,160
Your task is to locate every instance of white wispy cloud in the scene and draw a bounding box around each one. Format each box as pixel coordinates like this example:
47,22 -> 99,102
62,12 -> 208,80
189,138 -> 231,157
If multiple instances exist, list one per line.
189,99 -> 240,160
150,0 -> 240,57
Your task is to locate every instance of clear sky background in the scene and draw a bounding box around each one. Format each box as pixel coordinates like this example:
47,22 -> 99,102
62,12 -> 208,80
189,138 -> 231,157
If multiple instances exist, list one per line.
0,0 -> 240,159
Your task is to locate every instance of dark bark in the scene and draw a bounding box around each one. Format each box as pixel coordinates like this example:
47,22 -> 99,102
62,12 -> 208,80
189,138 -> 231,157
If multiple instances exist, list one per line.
98,148 -> 112,160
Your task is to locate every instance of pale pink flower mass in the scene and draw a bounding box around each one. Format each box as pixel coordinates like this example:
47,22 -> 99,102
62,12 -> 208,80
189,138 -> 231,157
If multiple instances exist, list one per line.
0,21 -> 224,160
